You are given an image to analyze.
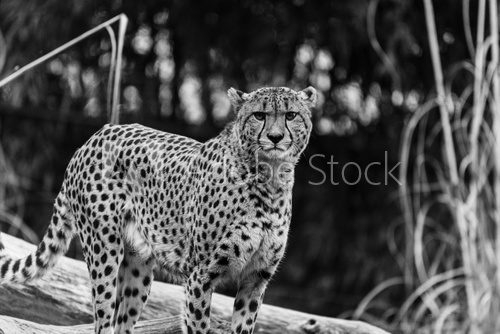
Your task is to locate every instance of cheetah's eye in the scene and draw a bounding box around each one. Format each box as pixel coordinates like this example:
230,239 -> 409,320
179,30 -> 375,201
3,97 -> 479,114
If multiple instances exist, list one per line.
285,112 -> 298,121
253,112 -> 266,121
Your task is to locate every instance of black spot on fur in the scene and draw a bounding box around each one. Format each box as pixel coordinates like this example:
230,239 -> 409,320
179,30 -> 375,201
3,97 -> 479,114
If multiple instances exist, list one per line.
25,255 -> 32,267
249,300 -> 258,312
195,309 -> 202,320
36,256 -> 47,269
104,265 -> 113,276
49,244 -> 58,253
22,268 -> 31,278
259,270 -> 272,280
234,299 -> 244,311
234,245 -> 240,257
12,259 -> 20,273
217,256 -> 229,266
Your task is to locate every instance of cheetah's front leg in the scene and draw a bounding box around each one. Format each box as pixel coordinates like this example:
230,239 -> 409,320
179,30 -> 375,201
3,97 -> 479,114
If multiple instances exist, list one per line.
231,268 -> 275,334
183,268 -> 214,334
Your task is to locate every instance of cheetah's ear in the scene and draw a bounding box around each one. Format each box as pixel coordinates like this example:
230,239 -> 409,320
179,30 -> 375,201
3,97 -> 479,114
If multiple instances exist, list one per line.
298,86 -> 318,108
228,88 -> 249,110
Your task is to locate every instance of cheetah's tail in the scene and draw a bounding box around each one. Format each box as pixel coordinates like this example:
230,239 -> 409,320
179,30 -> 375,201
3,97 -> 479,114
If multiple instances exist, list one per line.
0,185 -> 75,283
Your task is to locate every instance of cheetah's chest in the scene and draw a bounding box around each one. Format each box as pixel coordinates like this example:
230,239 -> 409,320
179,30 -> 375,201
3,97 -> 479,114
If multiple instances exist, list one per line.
237,208 -> 290,277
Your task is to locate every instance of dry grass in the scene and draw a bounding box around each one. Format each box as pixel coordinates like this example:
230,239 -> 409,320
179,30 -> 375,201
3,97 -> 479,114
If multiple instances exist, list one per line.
355,0 -> 500,332
0,144 -> 38,244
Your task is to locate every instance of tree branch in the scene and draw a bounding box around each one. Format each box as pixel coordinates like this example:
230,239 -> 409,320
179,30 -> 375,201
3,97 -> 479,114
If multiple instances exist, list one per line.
0,234 -> 389,334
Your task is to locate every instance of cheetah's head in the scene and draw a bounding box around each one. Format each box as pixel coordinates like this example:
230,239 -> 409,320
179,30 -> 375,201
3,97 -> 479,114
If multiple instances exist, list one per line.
228,86 -> 317,164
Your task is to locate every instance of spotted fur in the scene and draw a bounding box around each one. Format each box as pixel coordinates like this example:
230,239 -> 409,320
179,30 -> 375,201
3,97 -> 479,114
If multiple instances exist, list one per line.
0,86 -> 317,334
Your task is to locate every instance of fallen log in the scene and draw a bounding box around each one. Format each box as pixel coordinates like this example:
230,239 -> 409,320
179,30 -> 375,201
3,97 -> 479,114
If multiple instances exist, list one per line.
0,234 -> 390,334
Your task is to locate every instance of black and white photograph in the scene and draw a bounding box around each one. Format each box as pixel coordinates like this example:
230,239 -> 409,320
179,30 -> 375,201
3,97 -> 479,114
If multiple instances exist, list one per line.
0,0 -> 497,333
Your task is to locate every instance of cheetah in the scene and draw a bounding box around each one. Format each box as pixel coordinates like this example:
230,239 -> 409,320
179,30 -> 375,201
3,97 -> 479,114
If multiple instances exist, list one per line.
0,86 -> 317,334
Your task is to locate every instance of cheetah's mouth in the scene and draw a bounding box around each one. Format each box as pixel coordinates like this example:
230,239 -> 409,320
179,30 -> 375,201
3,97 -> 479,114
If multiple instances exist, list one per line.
257,141 -> 295,159
264,146 -> 285,152
259,145 -> 291,160
259,142 -> 290,152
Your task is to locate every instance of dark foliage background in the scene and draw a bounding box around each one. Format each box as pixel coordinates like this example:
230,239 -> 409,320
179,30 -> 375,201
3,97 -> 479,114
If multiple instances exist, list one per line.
0,0 -> 471,326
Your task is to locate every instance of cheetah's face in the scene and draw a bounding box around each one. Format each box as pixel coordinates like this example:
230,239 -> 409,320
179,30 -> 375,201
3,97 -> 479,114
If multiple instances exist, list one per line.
228,87 -> 317,162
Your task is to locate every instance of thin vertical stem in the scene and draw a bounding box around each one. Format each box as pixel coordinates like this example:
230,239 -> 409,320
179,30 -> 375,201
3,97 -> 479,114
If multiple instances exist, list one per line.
463,0 -> 475,58
470,0 -> 486,167
464,2 -> 487,321
422,0 -> 477,332
489,0 -> 500,291
110,15 -> 128,125
422,0 -> 459,185
105,26 -> 117,121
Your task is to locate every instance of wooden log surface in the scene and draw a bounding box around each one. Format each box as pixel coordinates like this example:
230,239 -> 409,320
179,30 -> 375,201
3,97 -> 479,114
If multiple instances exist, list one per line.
0,234 -> 390,334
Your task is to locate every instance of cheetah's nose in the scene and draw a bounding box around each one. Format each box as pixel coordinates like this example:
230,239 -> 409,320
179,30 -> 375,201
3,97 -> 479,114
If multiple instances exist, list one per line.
267,133 -> 284,144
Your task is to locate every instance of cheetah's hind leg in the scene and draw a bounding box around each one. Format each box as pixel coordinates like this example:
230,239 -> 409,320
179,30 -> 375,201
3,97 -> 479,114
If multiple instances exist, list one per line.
82,237 -> 124,334
113,208 -> 155,333
77,212 -> 124,333
113,243 -> 154,333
